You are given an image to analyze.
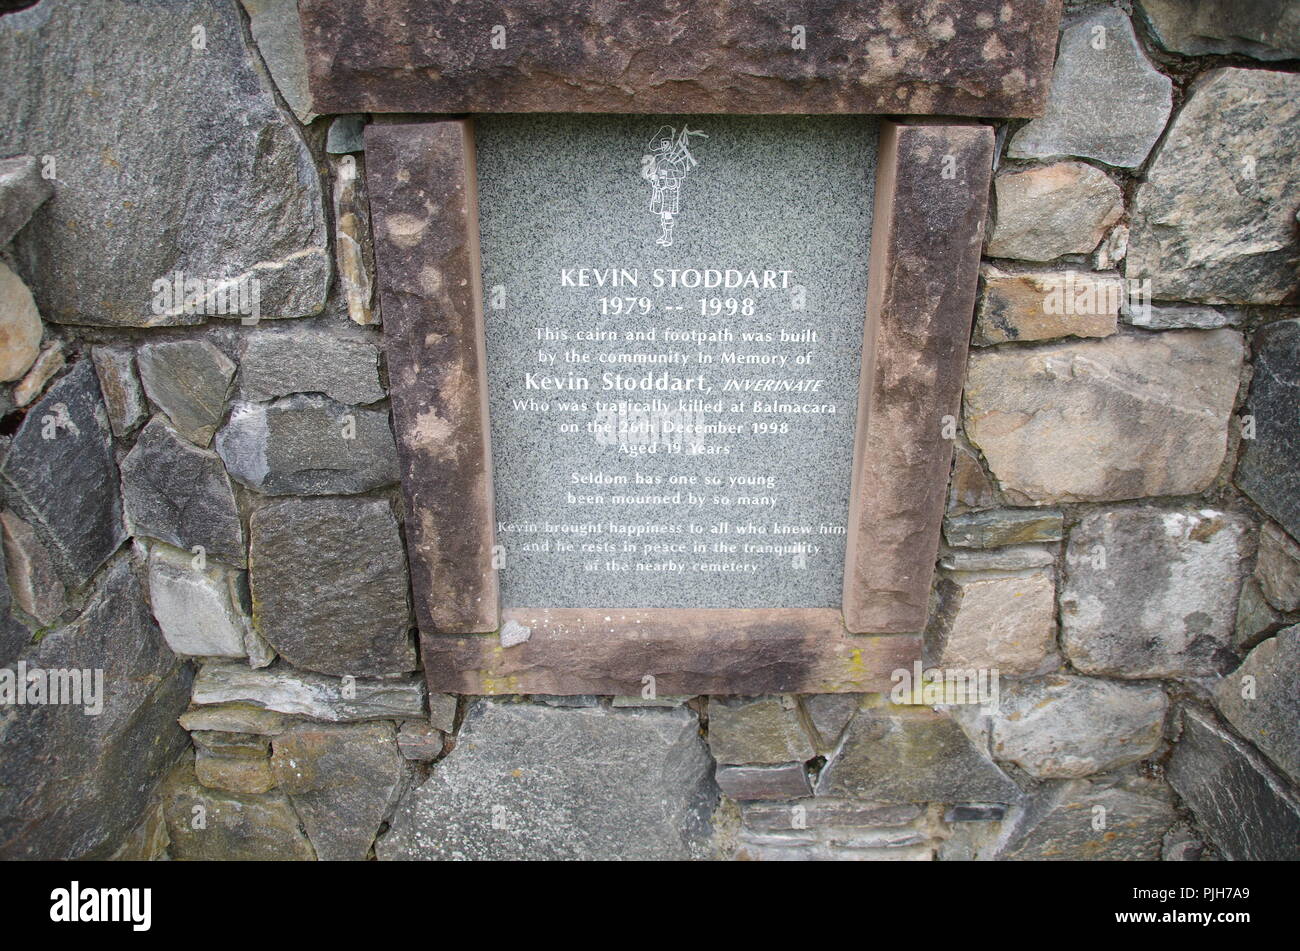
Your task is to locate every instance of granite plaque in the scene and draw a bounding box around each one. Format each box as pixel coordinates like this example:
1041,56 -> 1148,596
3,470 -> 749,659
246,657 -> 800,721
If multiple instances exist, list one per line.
476,115 -> 876,609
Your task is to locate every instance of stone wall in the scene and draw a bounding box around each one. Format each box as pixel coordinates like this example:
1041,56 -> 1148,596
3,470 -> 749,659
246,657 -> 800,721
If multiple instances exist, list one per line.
0,0 -> 1297,860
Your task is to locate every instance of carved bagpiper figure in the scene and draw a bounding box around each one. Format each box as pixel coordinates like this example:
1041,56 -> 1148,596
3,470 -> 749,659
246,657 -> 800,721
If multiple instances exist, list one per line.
641,124 -> 707,247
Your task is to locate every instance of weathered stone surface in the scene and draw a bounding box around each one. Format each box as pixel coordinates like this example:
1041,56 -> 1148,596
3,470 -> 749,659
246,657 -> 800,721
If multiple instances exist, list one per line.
991,675 -> 1167,779
817,703 -> 1021,803
0,0 -> 328,326
1092,223 -> 1128,271
742,799 -> 922,832
986,162 -> 1123,262
147,543 -> 249,660
1126,303 -> 1243,331
0,559 -> 192,859
216,396 -> 398,496
804,694 -> 860,752
179,703 -> 292,736
11,339 -> 62,407
0,259 -> 41,382
0,361 -> 125,590
396,721 -> 444,761
109,799 -> 170,862
332,154 -> 377,326
239,331 -> 383,404
1138,0 -> 1300,60
120,416 -> 245,568
1256,521 -> 1300,612
716,763 -> 812,801
90,346 -> 147,438
301,0 -> 1062,117
378,701 -> 717,860
1061,508 -> 1251,679
194,748 -> 275,795
191,731 -> 273,759
1167,707 -> 1300,861
427,693 -> 458,733
0,509 -> 66,624
944,509 -> 1063,548
240,0 -> 317,124
136,340 -> 235,447
927,569 -> 1056,675
948,442 -> 998,514
1239,321 -> 1300,540
940,544 -> 1056,572
965,331 -> 1244,505
162,756 -> 314,861
1129,69 -> 1300,305
326,115 -> 366,154
192,661 -> 425,722
1215,625 -> 1300,785
1009,7 -> 1172,168
974,266 -> 1120,345
995,777 -> 1175,860
708,696 -> 815,766
1236,577 -> 1283,652
249,497 -> 413,676
271,722 -> 406,860
0,154 -> 52,246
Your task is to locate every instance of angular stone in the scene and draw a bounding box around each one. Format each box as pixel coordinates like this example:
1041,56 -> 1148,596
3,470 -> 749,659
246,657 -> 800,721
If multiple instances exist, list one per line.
427,693 -> 458,734
0,510 -> 67,625
940,544 -> 1056,572
239,0 -> 317,124
161,756 -> 314,861
1061,508 -> 1251,679
926,569 -> 1056,675
804,694 -> 860,751
965,331 -> 1244,505
1008,7 -> 1172,168
1167,707 -> 1300,861
239,331 -> 383,404
974,266 -> 1120,345
191,661 -> 425,722
326,115 -> 366,154
216,396 -> 398,496
991,675 -> 1167,779
0,154 -> 52,246
707,696 -> 815,766
249,497 -> 413,676
271,722 -> 407,860
12,339 -> 63,408
90,346 -> 147,438
0,361 -> 125,590
136,340 -> 235,447
1256,521 -> 1300,612
0,259 -> 41,382
194,748 -> 275,795
377,702 -> 716,860
817,703 -> 1020,803
1126,303 -> 1243,331
1214,625 -> 1300,785
1128,69 -> 1300,305
947,442 -> 998,514
147,544 -> 249,659
300,0 -> 1062,117
742,799 -> 922,832
716,763 -> 812,801
332,154 -> 377,326
0,559 -> 191,859
179,703 -> 291,736
0,0 -> 328,326
1236,577 -> 1283,653
1239,321 -> 1300,541
1137,0 -> 1300,60
1092,223 -> 1128,271
995,777 -> 1175,860
120,416 -> 245,568
396,721 -> 444,761
986,162 -> 1123,262
944,509 -> 1063,548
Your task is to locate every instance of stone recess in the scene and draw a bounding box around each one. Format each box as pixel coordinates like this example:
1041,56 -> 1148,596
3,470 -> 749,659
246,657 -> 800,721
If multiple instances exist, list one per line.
1128,69 -> 1300,305
270,722 -> 407,861
0,154 -> 52,246
0,260 -> 42,382
1256,522 -> 1300,613
964,331 -> 1243,505
1008,7 -> 1172,169
191,661 -> 426,722
991,676 -> 1167,779
986,162 -> 1123,262
249,497 -> 414,676
994,777 -> 1175,860
1214,625 -> 1300,786
816,702 -> 1021,803
136,340 -> 236,447
1137,0 -> 1300,60
0,361 -> 125,590
216,396 -> 399,496
377,702 -> 717,860
147,543 -> 249,660
90,346 -> 147,438
707,695 -> 815,765
1167,708 -> 1300,861
1237,320 -> 1300,540
0,560 -> 192,859
239,331 -> 383,404
974,266 -> 1120,346
926,569 -> 1056,675
121,417 -> 246,568
299,0 -> 1062,117
0,0 -> 328,326
1061,508 -> 1251,679
239,0 -> 318,125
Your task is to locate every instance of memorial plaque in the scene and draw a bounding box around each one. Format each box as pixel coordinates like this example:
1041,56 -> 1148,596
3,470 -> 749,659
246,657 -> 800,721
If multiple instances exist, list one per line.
476,115 -> 876,610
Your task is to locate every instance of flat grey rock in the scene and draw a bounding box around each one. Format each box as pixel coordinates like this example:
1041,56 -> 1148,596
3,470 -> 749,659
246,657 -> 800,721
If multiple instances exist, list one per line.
191,660 -> 426,722
90,346 -> 147,438
326,115 -> 367,154
240,0 -> 317,124
995,777 -> 1175,860
707,695 -> 815,765
147,543 -> 249,660
1125,303 -> 1243,331
136,340 -> 235,447
986,161 -> 1123,262
1256,521 -> 1300,613
0,154 -> 52,246
0,510 -> 67,626
238,331 -> 383,404
1214,625 -> 1300,786
1138,0 -> 1300,60
943,509 -> 1064,548
1237,320 -> 1300,539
